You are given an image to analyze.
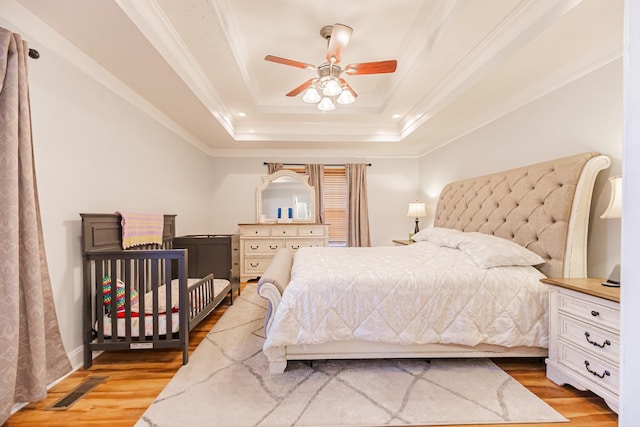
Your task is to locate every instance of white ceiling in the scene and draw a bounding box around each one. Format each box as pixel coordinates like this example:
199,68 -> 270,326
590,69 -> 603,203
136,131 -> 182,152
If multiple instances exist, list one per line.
11,0 -> 623,157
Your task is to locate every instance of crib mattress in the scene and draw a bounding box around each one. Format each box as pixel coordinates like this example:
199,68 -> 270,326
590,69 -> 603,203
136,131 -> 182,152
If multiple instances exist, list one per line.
100,278 -> 230,338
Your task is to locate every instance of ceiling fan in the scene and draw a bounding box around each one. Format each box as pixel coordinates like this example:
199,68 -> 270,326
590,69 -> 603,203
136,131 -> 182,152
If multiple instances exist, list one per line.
265,23 -> 397,111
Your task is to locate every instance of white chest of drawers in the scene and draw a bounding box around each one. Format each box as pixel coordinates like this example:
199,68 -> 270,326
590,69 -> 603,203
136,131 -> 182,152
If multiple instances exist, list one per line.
542,277 -> 620,413
238,223 -> 329,282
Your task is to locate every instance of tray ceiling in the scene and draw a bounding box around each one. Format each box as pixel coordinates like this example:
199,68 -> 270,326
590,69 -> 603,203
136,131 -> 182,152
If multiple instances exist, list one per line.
8,0 -> 623,157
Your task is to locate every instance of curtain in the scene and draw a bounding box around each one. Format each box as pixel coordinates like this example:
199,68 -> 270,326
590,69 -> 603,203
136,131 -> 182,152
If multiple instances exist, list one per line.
304,164 -> 325,224
266,162 -> 283,174
0,29 -> 71,424
345,163 -> 371,247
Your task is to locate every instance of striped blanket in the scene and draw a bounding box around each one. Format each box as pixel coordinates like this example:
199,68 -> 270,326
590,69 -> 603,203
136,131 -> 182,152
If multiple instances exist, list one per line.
117,211 -> 164,249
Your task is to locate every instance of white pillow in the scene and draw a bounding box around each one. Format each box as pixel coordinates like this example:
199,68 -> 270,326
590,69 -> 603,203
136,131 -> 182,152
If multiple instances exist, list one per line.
457,232 -> 545,268
411,227 -> 463,247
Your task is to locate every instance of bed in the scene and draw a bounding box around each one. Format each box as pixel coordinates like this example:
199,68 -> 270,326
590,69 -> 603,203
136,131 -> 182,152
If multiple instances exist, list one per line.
81,213 -> 236,369
257,152 -> 610,374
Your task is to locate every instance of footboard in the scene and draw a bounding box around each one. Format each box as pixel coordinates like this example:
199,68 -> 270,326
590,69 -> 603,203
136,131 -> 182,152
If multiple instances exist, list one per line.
257,248 -> 293,335
83,249 -> 189,369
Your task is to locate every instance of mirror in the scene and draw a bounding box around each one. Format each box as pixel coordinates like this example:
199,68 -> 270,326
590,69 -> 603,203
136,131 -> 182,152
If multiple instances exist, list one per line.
256,170 -> 316,223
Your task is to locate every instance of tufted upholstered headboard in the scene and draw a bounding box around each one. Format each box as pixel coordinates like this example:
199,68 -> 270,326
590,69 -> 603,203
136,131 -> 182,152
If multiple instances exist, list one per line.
433,152 -> 610,278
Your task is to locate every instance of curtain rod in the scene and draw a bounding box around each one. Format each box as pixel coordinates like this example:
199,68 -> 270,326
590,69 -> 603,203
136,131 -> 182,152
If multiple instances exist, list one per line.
263,162 -> 371,167
28,48 -> 40,59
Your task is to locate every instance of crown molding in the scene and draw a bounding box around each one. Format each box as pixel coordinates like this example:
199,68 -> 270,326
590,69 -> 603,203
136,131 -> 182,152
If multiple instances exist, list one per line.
416,48 -> 622,157
402,0 -> 585,139
0,0 -> 213,155
115,0 -> 235,136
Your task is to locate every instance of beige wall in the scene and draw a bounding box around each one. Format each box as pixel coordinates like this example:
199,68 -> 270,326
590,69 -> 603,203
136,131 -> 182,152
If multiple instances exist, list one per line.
418,59 -> 623,279
21,38 -> 218,368
207,157 -> 420,246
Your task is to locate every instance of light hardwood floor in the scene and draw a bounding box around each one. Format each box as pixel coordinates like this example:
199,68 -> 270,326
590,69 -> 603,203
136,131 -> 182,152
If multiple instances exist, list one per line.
4,282 -> 618,427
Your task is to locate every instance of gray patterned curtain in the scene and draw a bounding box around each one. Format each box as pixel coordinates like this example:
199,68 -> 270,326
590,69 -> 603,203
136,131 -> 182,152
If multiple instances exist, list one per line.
0,28 -> 71,424
345,163 -> 371,247
304,164 -> 324,224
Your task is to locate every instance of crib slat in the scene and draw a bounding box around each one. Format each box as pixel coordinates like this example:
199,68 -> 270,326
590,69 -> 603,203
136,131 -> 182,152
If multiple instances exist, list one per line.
151,258 -> 159,341
164,260 -> 172,340
137,258 -> 146,340
123,259 -> 132,341
109,261 -> 119,342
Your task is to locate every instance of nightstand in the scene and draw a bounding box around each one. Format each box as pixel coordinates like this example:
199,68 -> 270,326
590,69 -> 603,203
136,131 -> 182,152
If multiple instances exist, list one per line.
542,277 -> 620,413
392,239 -> 414,246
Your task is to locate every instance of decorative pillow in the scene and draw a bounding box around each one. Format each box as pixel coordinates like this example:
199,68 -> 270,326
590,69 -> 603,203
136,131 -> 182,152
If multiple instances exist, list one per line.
456,232 -> 545,268
102,276 -> 139,312
411,227 -> 464,247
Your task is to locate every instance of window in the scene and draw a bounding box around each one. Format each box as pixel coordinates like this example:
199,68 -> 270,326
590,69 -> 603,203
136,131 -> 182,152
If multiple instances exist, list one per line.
288,166 -> 348,247
323,167 -> 347,246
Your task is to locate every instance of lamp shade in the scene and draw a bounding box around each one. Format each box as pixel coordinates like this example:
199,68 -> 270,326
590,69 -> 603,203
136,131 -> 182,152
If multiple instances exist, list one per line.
337,88 -> 355,105
302,87 -> 321,103
317,97 -> 336,111
407,202 -> 427,218
600,176 -> 622,219
322,78 -> 342,96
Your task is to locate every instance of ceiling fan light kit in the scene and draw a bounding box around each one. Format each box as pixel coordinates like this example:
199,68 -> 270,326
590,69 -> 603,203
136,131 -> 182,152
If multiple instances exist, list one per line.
265,23 -> 397,112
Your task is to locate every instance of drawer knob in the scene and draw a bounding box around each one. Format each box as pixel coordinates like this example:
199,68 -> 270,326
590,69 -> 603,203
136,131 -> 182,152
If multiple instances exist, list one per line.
269,245 -> 278,250
250,262 -> 259,267
584,360 -> 610,379
590,310 -> 600,317
250,245 -> 259,250
584,332 -> 611,349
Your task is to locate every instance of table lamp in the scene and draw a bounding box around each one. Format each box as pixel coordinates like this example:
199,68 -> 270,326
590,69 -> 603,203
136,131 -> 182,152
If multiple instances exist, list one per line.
407,202 -> 427,235
600,176 -> 622,287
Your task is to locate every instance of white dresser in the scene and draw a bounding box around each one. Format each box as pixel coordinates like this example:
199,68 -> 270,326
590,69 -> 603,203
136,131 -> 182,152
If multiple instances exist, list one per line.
543,277 -> 620,413
238,223 -> 329,282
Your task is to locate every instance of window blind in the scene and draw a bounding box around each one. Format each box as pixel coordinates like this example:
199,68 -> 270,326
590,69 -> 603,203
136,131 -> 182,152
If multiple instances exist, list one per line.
324,168 -> 347,246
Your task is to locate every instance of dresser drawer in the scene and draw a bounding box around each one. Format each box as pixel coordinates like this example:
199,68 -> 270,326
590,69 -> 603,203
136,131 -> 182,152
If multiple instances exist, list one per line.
240,226 -> 270,237
244,257 -> 273,274
271,226 -> 298,237
298,225 -> 326,237
243,240 -> 282,255
285,239 -> 325,251
558,341 -> 619,395
558,315 -> 619,364
558,292 -> 619,333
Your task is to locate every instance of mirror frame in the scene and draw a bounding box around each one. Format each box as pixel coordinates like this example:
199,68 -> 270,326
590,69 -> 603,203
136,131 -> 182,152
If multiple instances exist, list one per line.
255,170 -> 316,223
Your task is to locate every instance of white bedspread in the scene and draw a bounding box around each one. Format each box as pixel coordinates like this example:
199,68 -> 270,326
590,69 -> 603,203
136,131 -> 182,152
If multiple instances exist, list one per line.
263,242 -> 548,359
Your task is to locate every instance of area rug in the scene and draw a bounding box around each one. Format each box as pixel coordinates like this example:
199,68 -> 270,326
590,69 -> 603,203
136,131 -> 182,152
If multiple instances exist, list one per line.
136,285 -> 566,427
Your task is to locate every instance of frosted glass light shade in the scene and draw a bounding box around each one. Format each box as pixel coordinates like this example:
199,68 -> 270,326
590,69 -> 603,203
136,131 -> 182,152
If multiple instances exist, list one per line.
302,87 -> 321,103
337,89 -> 355,104
601,176 -> 622,219
407,202 -> 427,218
317,97 -> 335,111
322,78 -> 342,96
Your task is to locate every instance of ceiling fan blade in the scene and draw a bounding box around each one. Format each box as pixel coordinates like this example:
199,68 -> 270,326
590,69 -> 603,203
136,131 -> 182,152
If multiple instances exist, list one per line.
339,78 -> 358,98
265,55 -> 316,70
286,79 -> 315,97
325,23 -> 353,64
344,60 -> 397,75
